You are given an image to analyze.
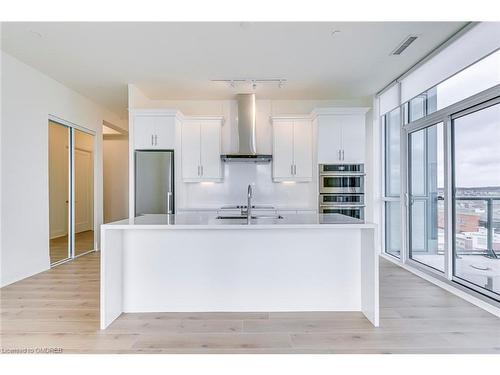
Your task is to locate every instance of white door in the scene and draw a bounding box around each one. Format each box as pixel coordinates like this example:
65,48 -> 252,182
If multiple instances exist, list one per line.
292,120 -> 312,180
200,120 -> 221,179
317,116 -> 343,163
341,115 -> 365,163
134,115 -> 157,149
74,149 -> 93,233
272,120 -> 294,180
181,121 -> 201,180
154,116 -> 176,149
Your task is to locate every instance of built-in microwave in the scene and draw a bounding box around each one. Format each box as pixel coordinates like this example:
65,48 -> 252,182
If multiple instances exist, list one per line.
319,164 -> 364,174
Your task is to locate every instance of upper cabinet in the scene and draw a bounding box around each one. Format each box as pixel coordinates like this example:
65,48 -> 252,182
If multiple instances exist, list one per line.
314,108 -> 369,164
132,110 -> 178,150
271,117 -> 312,182
181,117 -> 223,182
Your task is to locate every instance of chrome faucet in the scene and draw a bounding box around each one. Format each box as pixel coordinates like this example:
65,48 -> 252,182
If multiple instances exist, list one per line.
247,184 -> 253,224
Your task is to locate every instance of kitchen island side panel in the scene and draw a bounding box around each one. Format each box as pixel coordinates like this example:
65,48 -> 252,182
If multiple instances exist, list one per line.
100,228 -> 124,329
121,228 -> 363,313
361,228 -> 379,326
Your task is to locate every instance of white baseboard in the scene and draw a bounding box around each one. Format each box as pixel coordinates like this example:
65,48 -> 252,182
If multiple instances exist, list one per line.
380,253 -> 500,318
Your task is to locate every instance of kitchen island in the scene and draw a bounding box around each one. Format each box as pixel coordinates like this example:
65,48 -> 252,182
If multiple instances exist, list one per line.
100,213 -> 378,329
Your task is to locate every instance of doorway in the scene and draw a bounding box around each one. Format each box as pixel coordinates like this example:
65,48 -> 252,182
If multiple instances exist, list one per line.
48,120 -> 95,265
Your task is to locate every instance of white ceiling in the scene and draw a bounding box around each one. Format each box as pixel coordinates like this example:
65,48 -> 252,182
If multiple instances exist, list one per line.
1,22 -> 467,117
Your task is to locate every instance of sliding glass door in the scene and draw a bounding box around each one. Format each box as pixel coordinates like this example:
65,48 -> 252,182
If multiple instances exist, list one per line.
408,122 -> 445,272
452,101 -> 500,298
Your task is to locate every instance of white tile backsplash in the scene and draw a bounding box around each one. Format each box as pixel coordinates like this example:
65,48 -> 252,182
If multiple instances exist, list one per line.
179,162 -> 317,210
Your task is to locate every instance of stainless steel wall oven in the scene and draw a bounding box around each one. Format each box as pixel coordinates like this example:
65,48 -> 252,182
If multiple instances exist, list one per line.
319,164 -> 365,220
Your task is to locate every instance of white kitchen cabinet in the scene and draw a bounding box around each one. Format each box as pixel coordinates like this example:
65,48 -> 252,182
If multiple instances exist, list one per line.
272,117 -> 312,182
181,120 -> 201,180
317,117 -> 342,162
315,108 -> 369,164
341,115 -> 366,163
181,117 -> 223,182
199,120 -> 222,179
132,111 -> 177,150
292,119 -> 313,179
272,120 -> 294,180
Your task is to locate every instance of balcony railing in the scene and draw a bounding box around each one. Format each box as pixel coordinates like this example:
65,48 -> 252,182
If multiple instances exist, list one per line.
454,196 -> 500,259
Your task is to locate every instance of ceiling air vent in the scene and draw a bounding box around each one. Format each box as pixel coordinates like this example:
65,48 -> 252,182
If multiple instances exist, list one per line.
392,35 -> 418,55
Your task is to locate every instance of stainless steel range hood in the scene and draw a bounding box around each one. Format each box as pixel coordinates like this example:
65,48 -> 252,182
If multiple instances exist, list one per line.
221,93 -> 272,162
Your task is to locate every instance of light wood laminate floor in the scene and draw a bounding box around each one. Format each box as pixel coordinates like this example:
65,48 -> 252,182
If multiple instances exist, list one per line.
1,252 -> 499,354
50,230 -> 94,264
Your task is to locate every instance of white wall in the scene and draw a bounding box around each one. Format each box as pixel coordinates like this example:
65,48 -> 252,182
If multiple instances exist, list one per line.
129,85 -> 371,210
0,51 -> 125,286
103,136 -> 129,223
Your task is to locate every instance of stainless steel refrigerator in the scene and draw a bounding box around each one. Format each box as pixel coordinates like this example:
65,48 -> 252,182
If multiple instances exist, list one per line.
135,150 -> 174,216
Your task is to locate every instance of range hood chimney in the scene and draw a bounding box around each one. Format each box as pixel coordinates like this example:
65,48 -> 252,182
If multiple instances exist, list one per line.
221,93 -> 272,162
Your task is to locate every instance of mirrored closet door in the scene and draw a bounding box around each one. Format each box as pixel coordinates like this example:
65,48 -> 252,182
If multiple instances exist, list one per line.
48,121 -> 71,264
74,129 -> 94,257
49,120 -> 95,265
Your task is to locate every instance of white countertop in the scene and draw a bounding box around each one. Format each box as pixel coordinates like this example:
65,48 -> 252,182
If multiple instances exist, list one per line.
102,213 -> 376,230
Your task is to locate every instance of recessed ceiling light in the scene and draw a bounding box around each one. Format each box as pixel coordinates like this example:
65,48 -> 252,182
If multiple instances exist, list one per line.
331,30 -> 341,37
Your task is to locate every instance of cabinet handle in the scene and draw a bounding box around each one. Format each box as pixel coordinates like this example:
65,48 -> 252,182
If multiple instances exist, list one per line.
197,165 -> 200,176
201,165 -> 203,176
151,135 -> 154,146
293,165 -> 296,175
342,149 -> 345,160
338,150 -> 341,160
154,134 -> 158,146
290,165 -> 293,175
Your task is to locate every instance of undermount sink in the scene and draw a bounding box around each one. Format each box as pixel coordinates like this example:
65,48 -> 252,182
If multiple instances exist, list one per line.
217,186 -> 284,221
216,215 -> 284,220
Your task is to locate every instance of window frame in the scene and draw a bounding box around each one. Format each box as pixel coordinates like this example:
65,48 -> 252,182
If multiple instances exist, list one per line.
450,98 -> 500,301
381,106 -> 404,259
380,77 -> 500,304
